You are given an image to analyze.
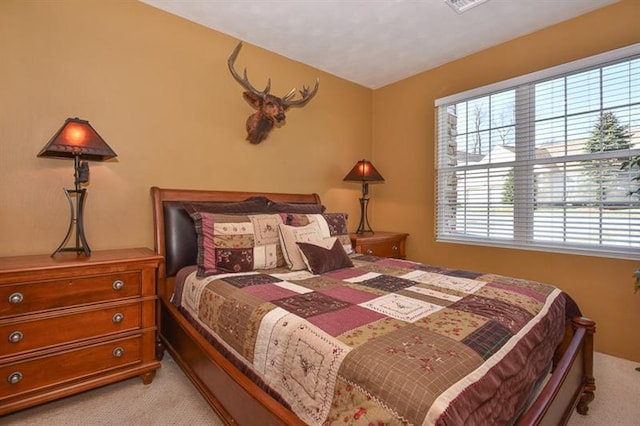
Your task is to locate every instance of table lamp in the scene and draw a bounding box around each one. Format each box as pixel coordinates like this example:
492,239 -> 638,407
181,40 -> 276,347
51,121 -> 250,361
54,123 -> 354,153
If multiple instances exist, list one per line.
37,117 -> 117,256
343,159 -> 385,234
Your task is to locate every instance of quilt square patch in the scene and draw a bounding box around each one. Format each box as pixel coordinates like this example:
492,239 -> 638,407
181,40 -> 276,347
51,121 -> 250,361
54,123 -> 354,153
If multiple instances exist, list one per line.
405,271 -> 486,294
323,267 -> 371,281
414,307 -> 489,341
413,264 -> 450,274
462,320 -> 513,360
337,316 -> 407,348
319,285 -> 380,304
253,313 -> 351,425
223,273 -> 283,288
351,254 -> 380,262
360,293 -> 444,323
445,269 -> 483,279
215,248 -> 254,273
449,294 -> 533,333
289,275 -> 343,292
476,285 -> 544,316
360,275 -> 415,293
355,262 -> 412,277
242,283 -> 298,301
339,325 -> 482,424
307,305 -> 384,337
273,292 -> 350,318
375,257 -> 415,269
477,273 -> 555,298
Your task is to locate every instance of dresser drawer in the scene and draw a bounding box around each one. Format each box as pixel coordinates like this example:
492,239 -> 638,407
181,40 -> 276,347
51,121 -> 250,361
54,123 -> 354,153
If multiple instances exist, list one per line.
0,272 -> 141,316
1,302 -> 142,356
0,335 -> 142,399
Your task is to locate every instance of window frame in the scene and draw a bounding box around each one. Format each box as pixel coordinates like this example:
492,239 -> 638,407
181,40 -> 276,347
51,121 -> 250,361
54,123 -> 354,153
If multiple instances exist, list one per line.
435,43 -> 640,260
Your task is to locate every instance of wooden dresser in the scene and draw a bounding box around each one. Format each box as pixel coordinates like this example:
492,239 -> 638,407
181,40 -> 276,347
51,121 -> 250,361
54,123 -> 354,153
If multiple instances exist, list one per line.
349,232 -> 409,259
0,248 -> 162,415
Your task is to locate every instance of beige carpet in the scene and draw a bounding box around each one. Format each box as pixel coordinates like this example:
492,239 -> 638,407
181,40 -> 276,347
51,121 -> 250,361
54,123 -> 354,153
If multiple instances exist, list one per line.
2,352 -> 638,425
2,354 -> 223,426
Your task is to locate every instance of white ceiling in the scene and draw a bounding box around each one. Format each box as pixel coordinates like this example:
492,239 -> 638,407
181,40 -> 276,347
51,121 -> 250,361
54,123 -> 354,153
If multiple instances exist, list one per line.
139,0 -> 618,89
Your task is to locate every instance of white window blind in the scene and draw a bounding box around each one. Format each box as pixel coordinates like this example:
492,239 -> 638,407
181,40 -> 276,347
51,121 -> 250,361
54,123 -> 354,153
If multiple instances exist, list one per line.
435,45 -> 640,259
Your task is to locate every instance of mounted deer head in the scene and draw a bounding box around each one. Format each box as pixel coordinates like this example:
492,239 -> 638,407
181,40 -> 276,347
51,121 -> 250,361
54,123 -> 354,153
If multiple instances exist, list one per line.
228,42 -> 319,144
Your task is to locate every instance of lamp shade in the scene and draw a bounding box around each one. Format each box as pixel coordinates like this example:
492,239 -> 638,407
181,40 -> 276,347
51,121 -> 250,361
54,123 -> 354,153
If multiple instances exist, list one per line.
343,159 -> 385,182
37,117 -> 117,161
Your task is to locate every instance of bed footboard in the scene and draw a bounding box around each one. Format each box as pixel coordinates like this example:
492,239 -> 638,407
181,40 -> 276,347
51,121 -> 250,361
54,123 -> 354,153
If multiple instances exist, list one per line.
517,317 -> 596,425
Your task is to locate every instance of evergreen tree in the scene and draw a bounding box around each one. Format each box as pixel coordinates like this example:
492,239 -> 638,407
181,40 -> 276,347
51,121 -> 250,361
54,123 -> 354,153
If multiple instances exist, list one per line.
621,154 -> 640,199
502,168 -> 514,203
583,112 -> 632,202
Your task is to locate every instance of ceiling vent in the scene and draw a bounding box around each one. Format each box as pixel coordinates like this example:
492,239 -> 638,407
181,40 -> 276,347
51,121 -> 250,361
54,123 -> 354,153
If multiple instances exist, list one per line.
445,0 -> 491,13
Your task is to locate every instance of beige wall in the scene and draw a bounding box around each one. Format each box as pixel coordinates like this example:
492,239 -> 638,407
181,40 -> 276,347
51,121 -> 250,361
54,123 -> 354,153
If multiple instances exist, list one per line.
0,0 -> 371,257
373,0 -> 640,362
2,0 -> 639,362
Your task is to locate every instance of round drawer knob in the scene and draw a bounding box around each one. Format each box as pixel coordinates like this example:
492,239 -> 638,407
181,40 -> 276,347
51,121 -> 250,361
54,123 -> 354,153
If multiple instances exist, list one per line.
7,372 -> 22,385
392,245 -> 399,252
112,280 -> 124,291
8,331 -> 23,343
112,347 -> 125,358
9,292 -> 23,304
112,313 -> 124,324
365,249 -> 373,255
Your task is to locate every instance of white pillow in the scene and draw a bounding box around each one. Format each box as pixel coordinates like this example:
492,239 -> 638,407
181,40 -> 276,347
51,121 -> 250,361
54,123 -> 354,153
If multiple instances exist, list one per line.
278,222 -> 322,270
305,214 -> 354,255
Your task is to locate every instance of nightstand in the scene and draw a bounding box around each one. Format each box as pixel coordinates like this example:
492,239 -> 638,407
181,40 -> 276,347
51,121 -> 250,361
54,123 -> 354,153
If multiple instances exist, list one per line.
0,248 -> 162,415
349,232 -> 409,259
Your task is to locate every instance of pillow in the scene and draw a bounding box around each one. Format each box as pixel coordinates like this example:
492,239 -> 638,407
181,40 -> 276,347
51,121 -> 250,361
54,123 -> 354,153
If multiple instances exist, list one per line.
266,200 -> 326,214
283,213 -> 353,254
297,239 -> 354,275
190,212 -> 285,276
183,196 -> 271,215
278,222 -> 323,270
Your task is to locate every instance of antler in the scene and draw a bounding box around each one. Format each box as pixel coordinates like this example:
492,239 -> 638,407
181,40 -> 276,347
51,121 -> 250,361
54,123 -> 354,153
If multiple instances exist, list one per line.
228,42 -> 271,99
282,79 -> 320,107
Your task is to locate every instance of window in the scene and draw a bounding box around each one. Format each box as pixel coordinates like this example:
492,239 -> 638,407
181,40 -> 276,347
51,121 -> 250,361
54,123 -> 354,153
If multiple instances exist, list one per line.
436,44 -> 640,259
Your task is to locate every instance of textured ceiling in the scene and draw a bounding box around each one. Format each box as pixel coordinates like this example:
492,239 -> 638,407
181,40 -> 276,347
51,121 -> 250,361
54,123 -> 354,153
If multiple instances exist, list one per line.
139,0 -> 618,89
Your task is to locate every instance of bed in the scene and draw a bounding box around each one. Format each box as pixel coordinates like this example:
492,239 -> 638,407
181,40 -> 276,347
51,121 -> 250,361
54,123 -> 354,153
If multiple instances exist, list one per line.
150,186 -> 596,425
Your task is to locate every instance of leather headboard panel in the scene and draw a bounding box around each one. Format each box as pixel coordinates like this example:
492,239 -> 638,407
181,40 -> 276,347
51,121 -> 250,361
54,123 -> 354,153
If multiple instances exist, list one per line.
163,201 -> 198,277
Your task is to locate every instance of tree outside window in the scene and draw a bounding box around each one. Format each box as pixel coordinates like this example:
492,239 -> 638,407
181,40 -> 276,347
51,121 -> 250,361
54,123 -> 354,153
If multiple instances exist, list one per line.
583,112 -> 632,202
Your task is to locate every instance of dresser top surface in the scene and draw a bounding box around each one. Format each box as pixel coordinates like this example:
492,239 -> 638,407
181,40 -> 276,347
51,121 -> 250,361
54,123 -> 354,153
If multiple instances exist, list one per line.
0,248 -> 162,274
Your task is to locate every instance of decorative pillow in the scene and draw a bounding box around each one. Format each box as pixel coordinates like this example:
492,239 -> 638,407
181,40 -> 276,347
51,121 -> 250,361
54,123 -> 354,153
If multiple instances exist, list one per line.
278,222 -> 323,270
283,213 -> 353,254
266,200 -> 326,214
183,196 -> 271,215
190,212 -> 285,276
297,239 -> 354,275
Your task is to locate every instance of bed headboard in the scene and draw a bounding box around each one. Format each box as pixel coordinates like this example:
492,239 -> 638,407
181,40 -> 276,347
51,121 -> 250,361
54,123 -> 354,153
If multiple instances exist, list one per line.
150,187 -> 322,278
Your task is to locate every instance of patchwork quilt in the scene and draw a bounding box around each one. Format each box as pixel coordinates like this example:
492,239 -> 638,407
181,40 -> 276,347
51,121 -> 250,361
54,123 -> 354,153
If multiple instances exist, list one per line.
173,255 -> 571,425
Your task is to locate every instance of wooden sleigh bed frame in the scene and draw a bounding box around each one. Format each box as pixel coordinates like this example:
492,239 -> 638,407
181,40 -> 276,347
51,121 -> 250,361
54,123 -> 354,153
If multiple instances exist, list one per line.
150,186 -> 596,425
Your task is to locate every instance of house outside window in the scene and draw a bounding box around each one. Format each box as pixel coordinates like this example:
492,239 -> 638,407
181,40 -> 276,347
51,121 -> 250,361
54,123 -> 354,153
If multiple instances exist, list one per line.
436,44 -> 640,259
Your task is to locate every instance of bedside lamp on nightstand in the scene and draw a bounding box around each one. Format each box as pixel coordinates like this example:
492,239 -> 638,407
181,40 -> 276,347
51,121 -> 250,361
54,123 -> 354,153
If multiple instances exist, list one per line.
343,159 -> 385,234
38,117 -> 117,257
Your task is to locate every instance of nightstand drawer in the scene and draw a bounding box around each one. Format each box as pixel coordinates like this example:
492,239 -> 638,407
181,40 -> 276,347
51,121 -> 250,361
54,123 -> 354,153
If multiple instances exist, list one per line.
0,335 -> 142,399
1,302 -> 142,356
359,239 -> 404,258
350,232 -> 408,259
0,272 -> 141,316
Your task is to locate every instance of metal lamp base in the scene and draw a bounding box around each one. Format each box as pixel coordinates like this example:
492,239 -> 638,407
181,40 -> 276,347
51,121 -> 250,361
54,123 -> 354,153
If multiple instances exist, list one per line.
51,187 -> 91,257
355,197 -> 374,234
